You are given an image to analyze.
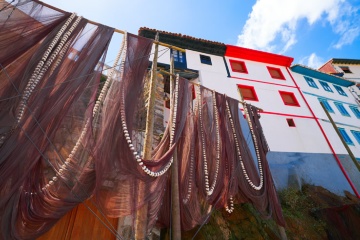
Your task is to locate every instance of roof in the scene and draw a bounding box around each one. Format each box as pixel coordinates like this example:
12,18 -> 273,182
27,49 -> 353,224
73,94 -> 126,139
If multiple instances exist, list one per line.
138,27 -> 226,56
291,64 -> 355,87
332,58 -> 360,65
225,45 -> 294,67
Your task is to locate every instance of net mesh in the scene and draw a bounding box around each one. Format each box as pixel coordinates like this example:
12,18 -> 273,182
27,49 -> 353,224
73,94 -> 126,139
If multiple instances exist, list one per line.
0,1 -> 285,239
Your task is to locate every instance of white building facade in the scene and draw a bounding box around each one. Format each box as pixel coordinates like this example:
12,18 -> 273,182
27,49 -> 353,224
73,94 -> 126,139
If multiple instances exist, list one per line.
290,65 -> 360,194
139,28 -> 360,196
319,58 -> 360,103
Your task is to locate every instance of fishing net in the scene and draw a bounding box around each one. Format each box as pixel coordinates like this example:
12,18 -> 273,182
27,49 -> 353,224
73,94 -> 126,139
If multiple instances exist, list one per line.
0,1 -> 114,238
0,1 -> 284,239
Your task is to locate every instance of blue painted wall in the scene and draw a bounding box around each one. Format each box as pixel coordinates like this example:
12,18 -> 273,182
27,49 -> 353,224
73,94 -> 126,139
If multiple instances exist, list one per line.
237,108 -> 360,196
267,151 -> 359,195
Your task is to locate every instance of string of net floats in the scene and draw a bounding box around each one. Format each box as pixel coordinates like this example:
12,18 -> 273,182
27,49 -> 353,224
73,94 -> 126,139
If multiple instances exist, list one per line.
0,1 -> 285,239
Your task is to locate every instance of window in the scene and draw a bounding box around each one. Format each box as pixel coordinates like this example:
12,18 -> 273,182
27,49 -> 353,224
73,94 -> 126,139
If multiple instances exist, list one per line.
279,91 -> 300,106
318,98 -> 334,113
237,85 -> 258,101
319,81 -> 333,92
350,106 -> 360,118
200,55 -> 212,65
172,50 -> 185,63
333,85 -> 347,96
351,130 -> 360,144
229,60 -> 248,73
304,76 -> 318,88
338,128 -> 354,145
267,67 -> 285,80
334,102 -> 350,116
286,118 -> 296,127
339,66 -> 352,73
171,49 -> 187,69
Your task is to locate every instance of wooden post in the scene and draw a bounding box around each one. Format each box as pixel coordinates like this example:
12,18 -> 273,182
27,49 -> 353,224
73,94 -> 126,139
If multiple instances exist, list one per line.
143,32 -> 160,158
135,33 -> 159,240
237,88 -> 288,240
170,54 -> 182,240
320,102 -> 360,172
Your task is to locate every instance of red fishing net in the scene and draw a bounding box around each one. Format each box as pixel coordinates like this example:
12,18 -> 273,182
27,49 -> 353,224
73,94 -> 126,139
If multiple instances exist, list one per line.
0,1 -> 284,239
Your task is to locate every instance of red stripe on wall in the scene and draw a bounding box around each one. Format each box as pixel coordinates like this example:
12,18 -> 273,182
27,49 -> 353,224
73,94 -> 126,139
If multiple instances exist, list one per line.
239,108 -> 314,119
260,111 -> 314,119
285,67 -> 360,198
230,76 -> 297,88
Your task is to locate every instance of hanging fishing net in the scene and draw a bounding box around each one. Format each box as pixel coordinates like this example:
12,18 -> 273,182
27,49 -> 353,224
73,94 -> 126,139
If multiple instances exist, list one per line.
0,1 -> 114,238
0,1 -> 285,239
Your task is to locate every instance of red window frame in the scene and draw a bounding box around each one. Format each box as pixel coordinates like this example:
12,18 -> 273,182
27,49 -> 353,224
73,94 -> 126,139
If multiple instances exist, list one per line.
267,66 -> 285,80
237,84 -> 259,101
229,59 -> 248,74
279,91 -> 300,107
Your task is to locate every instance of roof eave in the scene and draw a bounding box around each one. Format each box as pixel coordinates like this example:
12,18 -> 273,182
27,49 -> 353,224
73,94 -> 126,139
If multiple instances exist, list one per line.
225,45 -> 294,67
291,64 -> 355,87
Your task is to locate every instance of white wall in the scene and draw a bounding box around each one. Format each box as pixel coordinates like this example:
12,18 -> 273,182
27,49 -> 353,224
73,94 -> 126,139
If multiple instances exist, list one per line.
291,71 -> 360,158
225,58 -> 296,87
260,114 -> 331,153
333,64 -> 360,81
149,45 -> 171,65
332,63 -> 360,100
152,46 -> 357,156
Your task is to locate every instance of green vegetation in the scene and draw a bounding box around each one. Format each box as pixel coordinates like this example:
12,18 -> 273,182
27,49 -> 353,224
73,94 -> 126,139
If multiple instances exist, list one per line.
181,185 -> 359,239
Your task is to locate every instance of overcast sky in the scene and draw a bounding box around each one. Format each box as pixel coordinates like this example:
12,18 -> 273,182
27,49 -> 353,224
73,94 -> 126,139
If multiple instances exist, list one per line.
44,0 -> 360,69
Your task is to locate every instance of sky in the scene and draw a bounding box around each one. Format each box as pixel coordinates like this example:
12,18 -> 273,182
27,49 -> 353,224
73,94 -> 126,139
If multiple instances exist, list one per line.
44,0 -> 360,69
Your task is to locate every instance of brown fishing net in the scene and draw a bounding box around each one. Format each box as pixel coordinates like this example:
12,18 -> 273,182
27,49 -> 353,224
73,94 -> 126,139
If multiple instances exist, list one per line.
0,1 -> 284,239
0,1 -> 114,239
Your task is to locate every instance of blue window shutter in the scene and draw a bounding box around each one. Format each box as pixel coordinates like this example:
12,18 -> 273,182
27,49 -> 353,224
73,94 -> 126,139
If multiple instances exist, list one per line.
319,99 -> 334,113
350,106 -> 360,118
338,128 -> 354,145
334,102 -> 350,116
171,49 -> 187,69
319,81 -> 333,92
351,130 -> 360,144
334,85 -> 347,96
304,76 -> 318,88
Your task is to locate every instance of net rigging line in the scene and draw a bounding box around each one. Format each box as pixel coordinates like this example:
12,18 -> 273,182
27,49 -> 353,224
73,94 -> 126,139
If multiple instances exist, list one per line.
0,63 -> 124,240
